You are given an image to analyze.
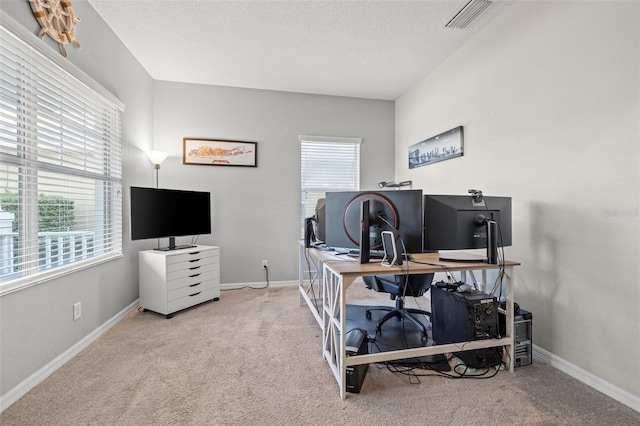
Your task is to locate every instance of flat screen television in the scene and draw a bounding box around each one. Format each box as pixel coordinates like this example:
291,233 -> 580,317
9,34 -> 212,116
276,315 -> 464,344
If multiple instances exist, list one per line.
130,186 -> 211,250
324,189 -> 423,255
423,193 -> 511,263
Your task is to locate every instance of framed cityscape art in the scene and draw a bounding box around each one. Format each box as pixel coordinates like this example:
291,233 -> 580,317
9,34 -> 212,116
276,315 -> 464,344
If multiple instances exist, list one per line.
408,126 -> 463,169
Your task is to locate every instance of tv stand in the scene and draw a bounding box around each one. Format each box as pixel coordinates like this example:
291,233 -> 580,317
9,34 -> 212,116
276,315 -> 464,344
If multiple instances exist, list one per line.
139,245 -> 220,317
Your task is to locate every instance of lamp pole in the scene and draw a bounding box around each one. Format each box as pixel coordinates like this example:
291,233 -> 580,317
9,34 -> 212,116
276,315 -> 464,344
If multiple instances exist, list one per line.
154,164 -> 160,188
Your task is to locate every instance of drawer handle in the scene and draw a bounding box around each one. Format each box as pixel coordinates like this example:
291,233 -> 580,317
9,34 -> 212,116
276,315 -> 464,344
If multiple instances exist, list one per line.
189,282 -> 201,288
189,251 -> 201,255
189,292 -> 201,297
189,273 -> 201,278
189,266 -> 201,270
188,259 -> 201,263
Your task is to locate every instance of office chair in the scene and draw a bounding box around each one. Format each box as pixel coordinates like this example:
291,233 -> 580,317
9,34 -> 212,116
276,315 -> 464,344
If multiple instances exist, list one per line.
362,273 -> 434,340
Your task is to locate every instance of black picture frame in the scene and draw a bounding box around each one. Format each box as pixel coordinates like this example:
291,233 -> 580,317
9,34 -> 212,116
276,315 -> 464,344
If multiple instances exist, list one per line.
183,138 -> 257,167
408,126 -> 463,169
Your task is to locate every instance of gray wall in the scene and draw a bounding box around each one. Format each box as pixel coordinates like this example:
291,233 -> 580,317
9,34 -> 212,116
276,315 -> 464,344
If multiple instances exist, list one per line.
151,81 -> 394,285
0,0 -> 153,396
0,0 -> 395,403
395,1 -> 639,401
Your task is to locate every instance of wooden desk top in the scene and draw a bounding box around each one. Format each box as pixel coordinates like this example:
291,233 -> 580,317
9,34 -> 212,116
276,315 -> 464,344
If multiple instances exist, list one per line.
307,248 -> 520,278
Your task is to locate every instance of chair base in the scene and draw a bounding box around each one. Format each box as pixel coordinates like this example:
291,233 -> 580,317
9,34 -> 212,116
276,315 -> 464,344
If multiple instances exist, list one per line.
366,305 -> 431,340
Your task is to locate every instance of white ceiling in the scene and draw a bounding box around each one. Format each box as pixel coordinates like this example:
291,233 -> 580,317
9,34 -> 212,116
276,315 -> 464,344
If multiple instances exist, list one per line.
87,1 -> 512,100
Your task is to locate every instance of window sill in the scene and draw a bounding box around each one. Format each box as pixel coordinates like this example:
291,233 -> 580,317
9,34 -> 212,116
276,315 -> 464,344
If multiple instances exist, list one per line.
0,253 -> 123,297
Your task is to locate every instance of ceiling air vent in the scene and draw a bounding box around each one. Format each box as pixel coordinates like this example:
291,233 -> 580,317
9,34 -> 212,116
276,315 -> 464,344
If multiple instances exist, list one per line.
445,0 -> 493,30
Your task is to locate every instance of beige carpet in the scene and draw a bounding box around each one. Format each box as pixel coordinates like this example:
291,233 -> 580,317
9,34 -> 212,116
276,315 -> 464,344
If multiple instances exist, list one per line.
2,284 -> 639,425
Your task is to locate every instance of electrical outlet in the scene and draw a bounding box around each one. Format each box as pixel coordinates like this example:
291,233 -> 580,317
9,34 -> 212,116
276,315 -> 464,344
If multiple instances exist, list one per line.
261,260 -> 268,269
73,301 -> 81,321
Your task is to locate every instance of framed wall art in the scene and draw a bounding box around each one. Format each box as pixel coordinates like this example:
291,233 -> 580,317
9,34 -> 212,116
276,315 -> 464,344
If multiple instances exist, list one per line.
408,126 -> 463,169
183,138 -> 257,167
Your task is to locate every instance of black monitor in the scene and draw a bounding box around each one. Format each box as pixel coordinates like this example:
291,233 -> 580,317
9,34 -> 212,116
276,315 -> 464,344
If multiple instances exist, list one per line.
324,189 -> 423,254
130,186 -> 212,250
314,198 -> 326,243
424,193 -> 511,263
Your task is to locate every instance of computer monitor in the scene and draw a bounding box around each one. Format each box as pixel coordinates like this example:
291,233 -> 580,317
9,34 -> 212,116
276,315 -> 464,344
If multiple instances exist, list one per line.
130,186 -> 211,250
324,189 -> 423,254
424,193 -> 511,263
314,198 -> 326,243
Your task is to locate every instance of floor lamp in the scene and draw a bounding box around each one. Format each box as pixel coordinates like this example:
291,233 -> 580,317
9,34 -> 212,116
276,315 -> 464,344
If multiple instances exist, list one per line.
145,150 -> 168,188
145,150 -> 168,250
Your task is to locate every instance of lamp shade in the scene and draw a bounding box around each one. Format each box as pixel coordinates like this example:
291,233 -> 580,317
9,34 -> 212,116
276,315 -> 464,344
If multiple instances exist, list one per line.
145,150 -> 168,166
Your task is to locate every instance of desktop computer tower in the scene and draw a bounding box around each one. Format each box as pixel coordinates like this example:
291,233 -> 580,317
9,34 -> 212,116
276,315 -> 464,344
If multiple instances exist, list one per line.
430,284 -> 502,368
499,306 -> 533,368
345,329 -> 369,393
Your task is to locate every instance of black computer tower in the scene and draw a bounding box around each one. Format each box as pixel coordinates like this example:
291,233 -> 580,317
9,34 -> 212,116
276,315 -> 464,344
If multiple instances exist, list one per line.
499,307 -> 533,367
345,329 -> 369,393
431,284 -> 502,368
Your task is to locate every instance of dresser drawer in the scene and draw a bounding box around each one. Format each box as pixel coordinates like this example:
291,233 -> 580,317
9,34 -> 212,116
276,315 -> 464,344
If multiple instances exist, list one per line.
167,262 -> 219,282
166,248 -> 218,266
168,278 -> 218,301
167,270 -> 218,291
167,254 -> 219,274
168,288 -> 219,313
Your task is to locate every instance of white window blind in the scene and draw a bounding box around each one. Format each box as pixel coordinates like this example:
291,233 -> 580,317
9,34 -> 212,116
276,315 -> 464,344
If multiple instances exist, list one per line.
0,19 -> 124,293
300,135 -> 360,233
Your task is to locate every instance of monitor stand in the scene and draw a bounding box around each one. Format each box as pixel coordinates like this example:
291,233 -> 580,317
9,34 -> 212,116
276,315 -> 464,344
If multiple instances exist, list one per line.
359,199 -> 370,264
156,245 -> 195,252
440,220 -> 499,264
155,237 -> 196,251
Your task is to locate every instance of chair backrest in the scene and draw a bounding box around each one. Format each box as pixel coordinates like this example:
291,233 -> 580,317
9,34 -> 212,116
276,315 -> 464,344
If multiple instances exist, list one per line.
363,273 -> 434,298
403,273 -> 435,297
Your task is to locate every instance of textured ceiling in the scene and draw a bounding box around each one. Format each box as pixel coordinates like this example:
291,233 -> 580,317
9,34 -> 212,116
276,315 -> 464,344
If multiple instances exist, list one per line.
87,1 -> 512,100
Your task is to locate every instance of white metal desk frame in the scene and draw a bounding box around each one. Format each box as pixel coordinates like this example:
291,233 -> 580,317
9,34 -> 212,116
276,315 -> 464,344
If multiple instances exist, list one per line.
298,244 -> 518,400
298,243 -> 328,326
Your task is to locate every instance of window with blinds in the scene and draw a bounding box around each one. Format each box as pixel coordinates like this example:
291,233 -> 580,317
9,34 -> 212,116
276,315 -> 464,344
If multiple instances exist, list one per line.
300,135 -> 361,235
0,19 -> 124,292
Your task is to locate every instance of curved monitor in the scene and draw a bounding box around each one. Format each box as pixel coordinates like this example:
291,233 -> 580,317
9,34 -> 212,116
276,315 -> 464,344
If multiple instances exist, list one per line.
324,189 -> 423,254
424,194 -> 511,263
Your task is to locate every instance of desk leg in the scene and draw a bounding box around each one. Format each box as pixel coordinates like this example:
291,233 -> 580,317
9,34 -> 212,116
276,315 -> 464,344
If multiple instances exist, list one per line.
298,243 -> 305,306
299,245 -> 323,328
321,264 -> 357,400
504,265 -> 515,373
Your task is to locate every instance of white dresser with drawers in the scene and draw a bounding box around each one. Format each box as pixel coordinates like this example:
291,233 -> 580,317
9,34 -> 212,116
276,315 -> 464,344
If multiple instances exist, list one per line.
139,245 -> 220,318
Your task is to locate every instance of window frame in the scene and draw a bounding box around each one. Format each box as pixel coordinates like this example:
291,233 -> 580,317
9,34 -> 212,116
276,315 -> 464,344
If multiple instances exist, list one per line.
300,135 -> 361,236
0,15 -> 124,296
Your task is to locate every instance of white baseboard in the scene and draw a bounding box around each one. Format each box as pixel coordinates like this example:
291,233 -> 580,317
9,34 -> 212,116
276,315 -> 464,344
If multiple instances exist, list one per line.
533,345 -> 640,413
0,299 -> 139,414
221,280 -> 298,291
